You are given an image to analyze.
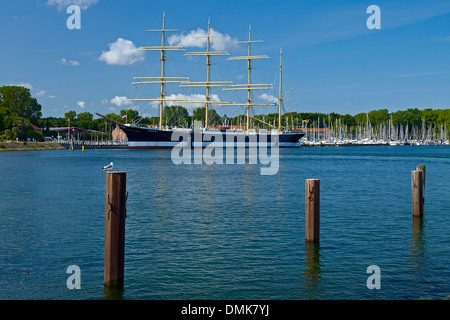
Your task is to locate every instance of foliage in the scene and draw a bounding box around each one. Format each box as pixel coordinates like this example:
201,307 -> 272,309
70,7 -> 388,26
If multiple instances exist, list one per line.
64,110 -> 77,122
192,107 -> 221,126
0,86 -> 42,141
77,112 -> 94,129
163,105 -> 190,127
8,117 -> 33,141
26,129 -> 45,142
0,86 -> 42,125
119,109 -> 139,123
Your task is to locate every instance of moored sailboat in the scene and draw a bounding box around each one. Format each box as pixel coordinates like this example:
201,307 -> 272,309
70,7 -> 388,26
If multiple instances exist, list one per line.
97,14 -> 305,148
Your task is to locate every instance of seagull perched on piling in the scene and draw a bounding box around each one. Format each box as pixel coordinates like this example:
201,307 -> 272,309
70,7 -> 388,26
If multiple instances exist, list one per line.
101,162 -> 113,170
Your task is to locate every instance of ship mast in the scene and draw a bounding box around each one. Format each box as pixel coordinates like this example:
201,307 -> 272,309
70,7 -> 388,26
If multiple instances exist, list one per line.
130,12 -> 191,130
278,49 -> 282,132
180,17 -> 233,129
222,26 -> 273,133
277,48 -> 296,132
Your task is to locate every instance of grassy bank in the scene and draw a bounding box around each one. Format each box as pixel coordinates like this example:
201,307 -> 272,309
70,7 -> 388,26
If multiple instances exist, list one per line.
0,141 -> 65,151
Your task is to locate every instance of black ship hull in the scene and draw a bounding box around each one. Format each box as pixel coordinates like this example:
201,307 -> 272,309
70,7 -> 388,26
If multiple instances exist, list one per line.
119,125 -> 305,149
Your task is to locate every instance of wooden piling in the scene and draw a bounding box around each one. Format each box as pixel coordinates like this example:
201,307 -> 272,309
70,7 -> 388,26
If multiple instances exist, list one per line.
411,170 -> 424,218
305,179 -> 320,242
104,171 -> 127,289
416,165 -> 426,202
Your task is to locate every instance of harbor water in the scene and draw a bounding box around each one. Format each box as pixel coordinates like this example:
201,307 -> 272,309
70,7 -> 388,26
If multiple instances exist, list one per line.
0,146 -> 449,300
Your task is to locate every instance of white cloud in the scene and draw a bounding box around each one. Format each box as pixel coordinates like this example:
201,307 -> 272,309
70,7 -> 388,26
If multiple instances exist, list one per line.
168,28 -> 238,51
14,82 -> 33,90
46,0 -> 98,11
58,58 -> 80,66
9,82 -> 55,98
36,89 -> 56,99
150,93 -> 221,111
258,93 -> 278,104
77,101 -> 86,109
110,96 -> 132,107
99,38 -> 145,66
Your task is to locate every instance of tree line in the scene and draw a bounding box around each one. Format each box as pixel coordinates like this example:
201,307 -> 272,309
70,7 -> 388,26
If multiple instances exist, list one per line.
1,85 -> 449,141
40,106 -> 450,141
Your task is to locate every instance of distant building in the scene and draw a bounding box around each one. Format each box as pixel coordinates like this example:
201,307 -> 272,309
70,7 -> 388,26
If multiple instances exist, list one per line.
112,126 -> 128,143
49,127 -> 102,141
49,127 -> 101,134
32,124 -> 43,134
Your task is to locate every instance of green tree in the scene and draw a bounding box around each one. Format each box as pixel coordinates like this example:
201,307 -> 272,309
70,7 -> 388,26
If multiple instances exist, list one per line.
404,108 -> 422,127
421,108 -> 438,125
26,129 -> 44,142
10,117 -> 33,141
436,109 -> 450,128
105,112 -> 121,122
77,112 -> 94,129
192,107 -> 220,126
64,110 -> 77,122
0,85 -> 42,125
354,112 -> 367,125
163,105 -> 190,127
0,111 -> 4,132
368,109 -> 389,125
341,114 -> 356,127
119,109 -> 139,123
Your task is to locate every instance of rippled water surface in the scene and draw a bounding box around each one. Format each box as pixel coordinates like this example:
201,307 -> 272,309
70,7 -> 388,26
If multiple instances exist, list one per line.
0,146 -> 449,299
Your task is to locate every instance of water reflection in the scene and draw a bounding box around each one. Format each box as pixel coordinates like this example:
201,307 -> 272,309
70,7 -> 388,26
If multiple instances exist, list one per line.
410,217 -> 427,282
301,242 -> 324,299
103,285 -> 124,300
411,217 -> 425,251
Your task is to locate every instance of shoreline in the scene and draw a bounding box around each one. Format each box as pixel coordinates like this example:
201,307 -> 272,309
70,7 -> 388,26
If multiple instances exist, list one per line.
1,140 -> 448,152
0,141 -> 66,152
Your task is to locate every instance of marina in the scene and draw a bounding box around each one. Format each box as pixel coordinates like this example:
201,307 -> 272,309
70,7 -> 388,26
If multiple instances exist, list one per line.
300,115 -> 450,146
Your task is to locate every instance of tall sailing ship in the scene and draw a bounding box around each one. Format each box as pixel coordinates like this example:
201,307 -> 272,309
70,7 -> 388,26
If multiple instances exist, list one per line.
97,14 -> 305,148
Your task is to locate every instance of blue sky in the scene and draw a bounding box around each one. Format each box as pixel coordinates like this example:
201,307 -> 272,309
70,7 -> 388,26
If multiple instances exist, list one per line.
1,0 -> 450,119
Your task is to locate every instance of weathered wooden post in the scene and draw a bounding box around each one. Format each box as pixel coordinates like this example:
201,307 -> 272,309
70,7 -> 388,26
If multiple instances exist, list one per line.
411,169 -> 424,218
305,179 -> 320,242
416,164 -> 426,203
104,171 -> 127,289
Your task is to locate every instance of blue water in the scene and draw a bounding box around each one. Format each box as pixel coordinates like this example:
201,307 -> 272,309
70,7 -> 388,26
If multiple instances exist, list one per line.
0,146 -> 449,300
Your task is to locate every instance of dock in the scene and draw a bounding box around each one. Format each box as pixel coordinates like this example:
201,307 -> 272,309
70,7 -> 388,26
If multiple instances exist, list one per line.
60,142 -> 128,150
